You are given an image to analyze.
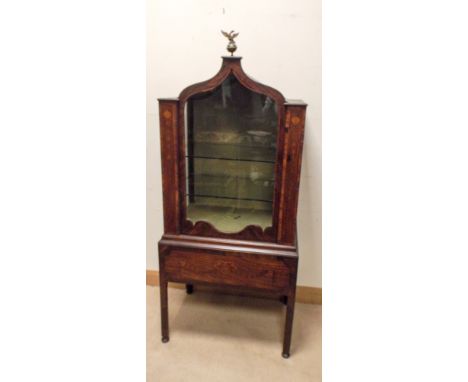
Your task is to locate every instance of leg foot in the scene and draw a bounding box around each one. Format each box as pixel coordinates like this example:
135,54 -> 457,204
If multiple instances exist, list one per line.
186,284 -> 194,295
282,291 -> 296,358
281,295 -> 288,305
160,278 -> 169,343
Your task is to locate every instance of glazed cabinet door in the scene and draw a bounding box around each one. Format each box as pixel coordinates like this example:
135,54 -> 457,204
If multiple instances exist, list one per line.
180,74 -> 282,241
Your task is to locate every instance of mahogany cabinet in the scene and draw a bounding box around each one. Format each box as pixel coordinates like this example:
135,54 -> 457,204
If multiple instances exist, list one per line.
157,50 -> 307,358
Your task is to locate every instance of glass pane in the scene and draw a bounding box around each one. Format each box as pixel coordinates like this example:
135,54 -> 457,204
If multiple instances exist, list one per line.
185,75 -> 277,233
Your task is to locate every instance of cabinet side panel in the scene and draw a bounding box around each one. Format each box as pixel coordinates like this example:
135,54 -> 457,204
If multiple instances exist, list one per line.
278,105 -> 307,245
158,100 -> 180,233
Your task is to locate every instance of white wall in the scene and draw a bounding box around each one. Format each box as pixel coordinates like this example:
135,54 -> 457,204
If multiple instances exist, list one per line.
147,0 -> 321,287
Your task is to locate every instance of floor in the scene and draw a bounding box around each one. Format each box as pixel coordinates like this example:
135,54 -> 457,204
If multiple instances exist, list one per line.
147,286 -> 322,382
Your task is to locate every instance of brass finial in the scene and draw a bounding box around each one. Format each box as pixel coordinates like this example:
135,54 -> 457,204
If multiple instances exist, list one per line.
221,30 -> 239,56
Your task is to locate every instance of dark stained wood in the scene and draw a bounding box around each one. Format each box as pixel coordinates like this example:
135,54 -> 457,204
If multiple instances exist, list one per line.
179,57 -> 286,105
161,233 -> 296,251
282,257 -> 298,358
186,101 -> 195,203
158,100 -> 180,234
278,105 -> 307,244
165,250 -> 290,291
159,234 -> 298,258
185,284 -> 194,294
156,55 -> 307,357
158,233 -> 299,357
158,244 -> 170,343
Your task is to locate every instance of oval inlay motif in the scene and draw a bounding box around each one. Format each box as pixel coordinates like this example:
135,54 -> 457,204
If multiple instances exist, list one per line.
291,116 -> 301,125
163,110 -> 172,119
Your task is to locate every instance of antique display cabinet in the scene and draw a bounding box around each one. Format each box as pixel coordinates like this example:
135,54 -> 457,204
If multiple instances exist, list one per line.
157,33 -> 307,358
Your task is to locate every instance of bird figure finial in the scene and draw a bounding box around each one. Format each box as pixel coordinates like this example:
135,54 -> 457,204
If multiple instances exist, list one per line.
221,30 -> 239,56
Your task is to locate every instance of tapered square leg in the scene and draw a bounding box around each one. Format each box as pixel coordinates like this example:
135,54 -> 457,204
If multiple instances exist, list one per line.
186,284 -> 194,294
282,291 -> 296,358
159,276 -> 169,343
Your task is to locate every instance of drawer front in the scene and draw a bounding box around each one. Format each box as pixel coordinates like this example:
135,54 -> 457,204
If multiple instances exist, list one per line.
164,250 -> 290,291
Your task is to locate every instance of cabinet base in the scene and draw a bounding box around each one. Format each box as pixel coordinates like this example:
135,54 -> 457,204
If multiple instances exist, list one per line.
158,234 -> 298,357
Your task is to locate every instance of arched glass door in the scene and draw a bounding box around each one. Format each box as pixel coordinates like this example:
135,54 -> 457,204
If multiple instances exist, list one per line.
184,74 -> 278,233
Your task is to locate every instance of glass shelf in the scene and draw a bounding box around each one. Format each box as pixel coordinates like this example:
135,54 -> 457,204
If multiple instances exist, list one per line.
189,142 -> 276,163
186,155 -> 274,164
186,193 -> 272,203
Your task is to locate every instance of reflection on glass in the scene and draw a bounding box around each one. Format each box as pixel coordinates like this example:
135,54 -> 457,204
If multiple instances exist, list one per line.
185,75 -> 277,233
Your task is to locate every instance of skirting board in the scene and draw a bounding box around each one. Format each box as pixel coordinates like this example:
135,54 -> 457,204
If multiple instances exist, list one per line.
146,270 -> 321,305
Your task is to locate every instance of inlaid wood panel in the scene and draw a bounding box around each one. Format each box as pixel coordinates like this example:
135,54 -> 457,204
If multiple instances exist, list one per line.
278,104 -> 307,244
158,99 -> 180,233
164,249 -> 290,291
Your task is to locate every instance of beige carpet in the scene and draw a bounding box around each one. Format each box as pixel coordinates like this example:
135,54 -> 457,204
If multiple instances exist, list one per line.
147,286 -> 321,381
